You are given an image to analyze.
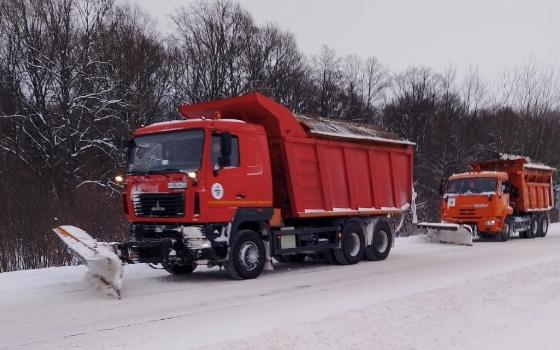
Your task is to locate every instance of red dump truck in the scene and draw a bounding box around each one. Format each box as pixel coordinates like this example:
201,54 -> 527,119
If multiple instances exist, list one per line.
54,93 -> 414,296
420,156 -> 555,245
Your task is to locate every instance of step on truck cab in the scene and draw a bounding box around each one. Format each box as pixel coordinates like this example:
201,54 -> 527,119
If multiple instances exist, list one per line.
118,93 -> 415,279
440,157 -> 555,241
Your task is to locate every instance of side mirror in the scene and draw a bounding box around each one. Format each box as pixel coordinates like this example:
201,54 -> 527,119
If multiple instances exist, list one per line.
220,132 -> 232,158
126,139 -> 136,159
502,181 -> 511,194
439,179 -> 446,196
216,132 -> 232,169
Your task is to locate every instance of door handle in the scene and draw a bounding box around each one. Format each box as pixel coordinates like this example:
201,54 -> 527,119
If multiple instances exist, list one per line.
236,193 -> 246,199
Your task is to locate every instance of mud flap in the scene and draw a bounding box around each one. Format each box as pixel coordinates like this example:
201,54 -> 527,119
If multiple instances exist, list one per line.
53,226 -> 123,298
417,222 -> 474,246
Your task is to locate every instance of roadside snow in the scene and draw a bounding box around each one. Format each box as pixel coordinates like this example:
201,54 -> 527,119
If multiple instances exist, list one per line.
202,256 -> 560,350
2,227 -> 560,349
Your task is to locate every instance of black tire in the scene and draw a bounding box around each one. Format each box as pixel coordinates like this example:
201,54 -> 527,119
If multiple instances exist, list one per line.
364,220 -> 393,261
163,261 -> 197,275
499,218 -> 512,242
323,249 -> 337,265
538,214 -> 549,237
527,216 -> 538,238
333,219 -> 365,265
225,230 -> 266,280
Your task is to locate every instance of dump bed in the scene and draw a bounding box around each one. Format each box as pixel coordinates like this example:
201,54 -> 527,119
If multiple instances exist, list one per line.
179,93 -> 414,219
471,158 -> 555,213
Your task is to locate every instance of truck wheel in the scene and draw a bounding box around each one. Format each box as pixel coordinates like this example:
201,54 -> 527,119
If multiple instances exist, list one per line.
323,250 -> 338,265
538,215 -> 549,237
163,262 -> 197,275
333,220 -> 365,265
226,230 -> 266,280
527,216 -> 539,238
499,219 -> 512,242
364,220 -> 393,261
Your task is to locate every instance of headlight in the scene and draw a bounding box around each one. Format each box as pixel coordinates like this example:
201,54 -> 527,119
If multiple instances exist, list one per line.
485,220 -> 496,226
115,175 -> 124,183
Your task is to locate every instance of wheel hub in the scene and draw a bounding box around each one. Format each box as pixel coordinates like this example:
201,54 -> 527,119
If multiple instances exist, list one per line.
239,242 -> 259,271
349,232 -> 360,256
375,230 -> 389,252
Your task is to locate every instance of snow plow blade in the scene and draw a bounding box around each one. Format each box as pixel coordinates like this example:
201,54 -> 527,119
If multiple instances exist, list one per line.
53,226 -> 123,298
417,222 -> 474,246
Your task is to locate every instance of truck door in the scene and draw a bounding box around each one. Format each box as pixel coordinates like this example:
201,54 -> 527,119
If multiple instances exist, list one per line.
207,132 -> 244,222
500,180 -> 514,214
241,134 -> 272,206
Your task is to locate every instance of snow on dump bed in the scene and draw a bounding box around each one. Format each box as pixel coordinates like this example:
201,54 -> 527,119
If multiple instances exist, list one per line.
296,115 -> 415,146
500,153 -> 556,171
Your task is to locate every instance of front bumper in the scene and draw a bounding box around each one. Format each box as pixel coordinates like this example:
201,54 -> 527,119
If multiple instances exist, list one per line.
121,223 -> 222,264
441,218 -> 501,234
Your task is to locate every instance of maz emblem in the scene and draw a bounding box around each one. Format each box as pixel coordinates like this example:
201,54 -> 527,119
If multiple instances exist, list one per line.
151,201 -> 166,212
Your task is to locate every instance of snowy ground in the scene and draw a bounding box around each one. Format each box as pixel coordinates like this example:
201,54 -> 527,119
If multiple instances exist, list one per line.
3,226 -> 560,349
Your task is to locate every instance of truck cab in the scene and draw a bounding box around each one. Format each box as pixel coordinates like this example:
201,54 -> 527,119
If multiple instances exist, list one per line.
441,171 -> 512,236
121,118 -> 274,275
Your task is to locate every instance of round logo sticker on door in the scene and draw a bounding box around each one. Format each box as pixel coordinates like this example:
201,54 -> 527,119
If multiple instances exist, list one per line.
211,183 -> 224,200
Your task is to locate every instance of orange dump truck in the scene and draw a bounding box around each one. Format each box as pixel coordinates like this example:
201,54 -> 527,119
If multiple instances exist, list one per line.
419,157 -> 556,245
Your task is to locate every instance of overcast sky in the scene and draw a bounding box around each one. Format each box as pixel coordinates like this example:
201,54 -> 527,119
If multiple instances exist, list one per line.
132,0 -> 560,78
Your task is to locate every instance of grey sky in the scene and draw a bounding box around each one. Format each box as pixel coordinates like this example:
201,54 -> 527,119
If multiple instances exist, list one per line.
132,0 -> 560,77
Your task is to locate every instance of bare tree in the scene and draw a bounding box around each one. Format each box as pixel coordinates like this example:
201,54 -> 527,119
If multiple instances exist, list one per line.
361,56 -> 390,114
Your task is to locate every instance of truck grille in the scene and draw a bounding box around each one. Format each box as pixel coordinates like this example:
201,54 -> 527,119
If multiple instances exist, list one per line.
132,193 -> 185,217
459,208 -> 476,217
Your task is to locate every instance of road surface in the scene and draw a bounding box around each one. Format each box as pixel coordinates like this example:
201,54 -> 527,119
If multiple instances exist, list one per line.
2,226 -> 560,349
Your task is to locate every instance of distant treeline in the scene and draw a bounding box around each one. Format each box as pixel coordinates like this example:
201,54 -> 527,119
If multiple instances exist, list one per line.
1,0 -> 560,271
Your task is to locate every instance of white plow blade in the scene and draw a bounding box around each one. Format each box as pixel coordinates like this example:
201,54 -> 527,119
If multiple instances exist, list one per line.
53,226 -> 123,298
417,222 -> 474,246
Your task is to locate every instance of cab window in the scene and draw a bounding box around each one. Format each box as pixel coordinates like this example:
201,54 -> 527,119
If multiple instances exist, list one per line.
211,135 -> 240,169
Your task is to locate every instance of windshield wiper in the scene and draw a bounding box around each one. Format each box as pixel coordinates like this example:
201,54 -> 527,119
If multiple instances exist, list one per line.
126,169 -> 187,176
126,170 -> 151,176
158,168 -> 185,173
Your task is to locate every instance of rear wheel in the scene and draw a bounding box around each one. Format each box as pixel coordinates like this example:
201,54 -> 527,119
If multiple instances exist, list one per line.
538,214 -> 549,237
527,216 -> 539,238
163,261 -> 197,275
225,230 -> 266,280
364,220 -> 392,261
333,220 -> 365,265
499,218 -> 512,242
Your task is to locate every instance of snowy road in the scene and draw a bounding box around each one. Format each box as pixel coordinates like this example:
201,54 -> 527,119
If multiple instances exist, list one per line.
3,226 -> 560,350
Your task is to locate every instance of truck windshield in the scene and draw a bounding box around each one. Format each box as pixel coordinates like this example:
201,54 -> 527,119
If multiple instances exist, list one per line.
127,130 -> 204,174
446,178 -> 497,195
